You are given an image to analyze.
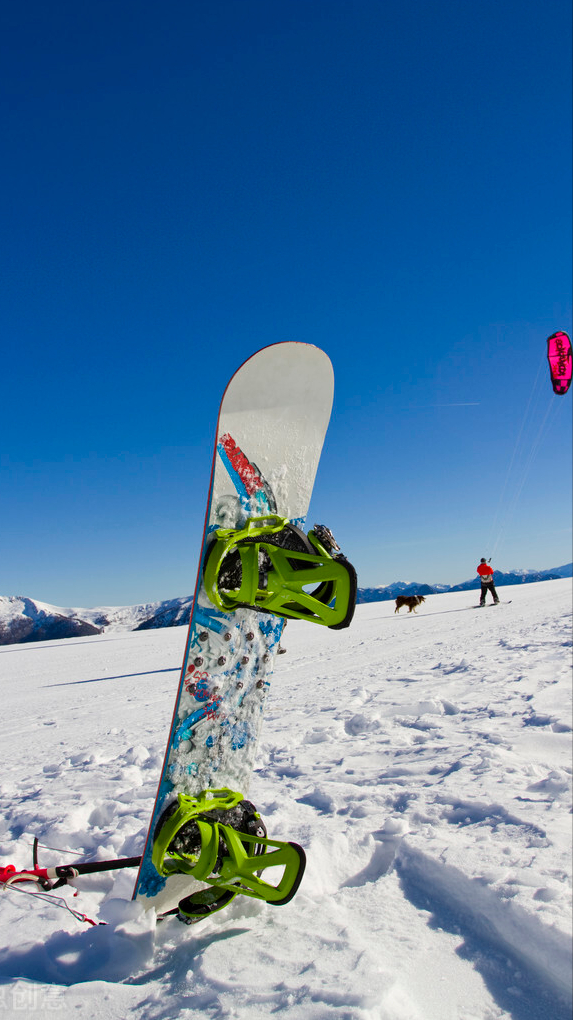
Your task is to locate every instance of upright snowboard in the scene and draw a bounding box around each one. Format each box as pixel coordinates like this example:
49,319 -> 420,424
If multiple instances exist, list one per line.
133,343 -> 337,917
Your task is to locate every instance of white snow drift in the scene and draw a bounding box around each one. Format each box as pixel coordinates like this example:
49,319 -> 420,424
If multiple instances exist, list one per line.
0,579 -> 571,1020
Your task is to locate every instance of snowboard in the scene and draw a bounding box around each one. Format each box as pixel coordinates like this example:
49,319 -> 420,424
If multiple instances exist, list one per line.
133,343 -> 335,916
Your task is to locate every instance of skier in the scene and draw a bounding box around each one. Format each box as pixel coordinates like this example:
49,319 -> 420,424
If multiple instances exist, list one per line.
476,558 -> 500,606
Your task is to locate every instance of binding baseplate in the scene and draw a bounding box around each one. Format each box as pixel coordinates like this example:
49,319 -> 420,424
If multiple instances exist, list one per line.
152,788 -> 306,923
203,515 -> 357,629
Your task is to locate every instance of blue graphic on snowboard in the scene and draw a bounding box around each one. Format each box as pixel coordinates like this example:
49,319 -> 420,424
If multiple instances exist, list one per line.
135,436 -> 284,899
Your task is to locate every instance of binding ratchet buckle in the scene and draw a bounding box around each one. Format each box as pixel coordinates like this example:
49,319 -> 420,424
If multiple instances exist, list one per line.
152,788 -> 306,921
203,515 -> 357,629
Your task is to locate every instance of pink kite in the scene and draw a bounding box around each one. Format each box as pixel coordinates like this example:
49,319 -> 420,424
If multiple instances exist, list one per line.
546,331 -> 572,395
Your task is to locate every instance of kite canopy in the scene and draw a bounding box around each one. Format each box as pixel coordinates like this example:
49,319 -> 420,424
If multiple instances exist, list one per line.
546,331 -> 572,395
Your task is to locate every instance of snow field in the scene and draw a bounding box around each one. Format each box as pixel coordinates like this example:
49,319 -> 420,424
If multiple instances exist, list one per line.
0,579 -> 571,1019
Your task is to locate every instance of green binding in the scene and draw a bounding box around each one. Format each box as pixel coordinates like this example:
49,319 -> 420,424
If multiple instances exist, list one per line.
152,788 -> 306,909
203,515 -> 356,629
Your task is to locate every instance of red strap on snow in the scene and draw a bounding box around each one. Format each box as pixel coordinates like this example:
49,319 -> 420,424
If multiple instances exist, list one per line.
0,865 -> 51,886
2,871 -> 102,925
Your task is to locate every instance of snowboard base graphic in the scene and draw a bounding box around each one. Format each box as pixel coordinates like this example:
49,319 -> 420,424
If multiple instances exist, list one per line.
133,343 -> 335,916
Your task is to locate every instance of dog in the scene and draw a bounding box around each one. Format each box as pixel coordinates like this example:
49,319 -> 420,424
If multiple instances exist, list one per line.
395,594 -> 426,614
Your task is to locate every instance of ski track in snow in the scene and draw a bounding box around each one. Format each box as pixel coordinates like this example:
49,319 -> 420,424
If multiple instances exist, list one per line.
0,579 -> 571,1020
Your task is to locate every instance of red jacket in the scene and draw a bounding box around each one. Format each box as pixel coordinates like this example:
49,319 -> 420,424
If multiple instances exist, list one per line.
477,563 -> 494,578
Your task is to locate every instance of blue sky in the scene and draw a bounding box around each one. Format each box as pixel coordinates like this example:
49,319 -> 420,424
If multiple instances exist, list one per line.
1,0 -> 571,607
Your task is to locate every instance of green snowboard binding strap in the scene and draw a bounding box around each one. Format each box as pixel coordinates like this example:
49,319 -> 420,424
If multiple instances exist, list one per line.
204,515 -> 357,629
152,788 -> 306,922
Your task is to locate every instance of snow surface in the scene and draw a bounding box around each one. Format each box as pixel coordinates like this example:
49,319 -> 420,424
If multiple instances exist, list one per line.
0,579 -> 571,1020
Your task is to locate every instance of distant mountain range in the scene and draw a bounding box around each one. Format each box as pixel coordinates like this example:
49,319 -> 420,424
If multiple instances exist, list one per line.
0,594 -> 194,646
1,563 -> 571,646
356,563 -> 572,604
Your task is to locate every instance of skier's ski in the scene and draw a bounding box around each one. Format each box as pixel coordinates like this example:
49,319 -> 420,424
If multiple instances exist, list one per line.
472,600 -> 512,608
133,343 -> 355,919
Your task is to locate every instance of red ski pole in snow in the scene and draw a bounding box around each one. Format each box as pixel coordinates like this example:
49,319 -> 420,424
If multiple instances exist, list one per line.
1,852 -> 142,926
0,855 -> 141,891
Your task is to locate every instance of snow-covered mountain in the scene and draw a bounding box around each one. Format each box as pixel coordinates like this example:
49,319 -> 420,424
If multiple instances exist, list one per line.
357,581 -> 448,603
1,563 -> 571,644
356,563 -> 571,603
0,596 -> 104,644
0,595 -> 193,646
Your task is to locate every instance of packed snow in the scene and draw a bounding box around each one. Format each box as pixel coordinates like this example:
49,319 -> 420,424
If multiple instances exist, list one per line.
0,579 -> 571,1020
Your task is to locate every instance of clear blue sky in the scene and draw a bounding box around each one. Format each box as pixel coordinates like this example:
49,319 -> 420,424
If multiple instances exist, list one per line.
1,0 -> 571,607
